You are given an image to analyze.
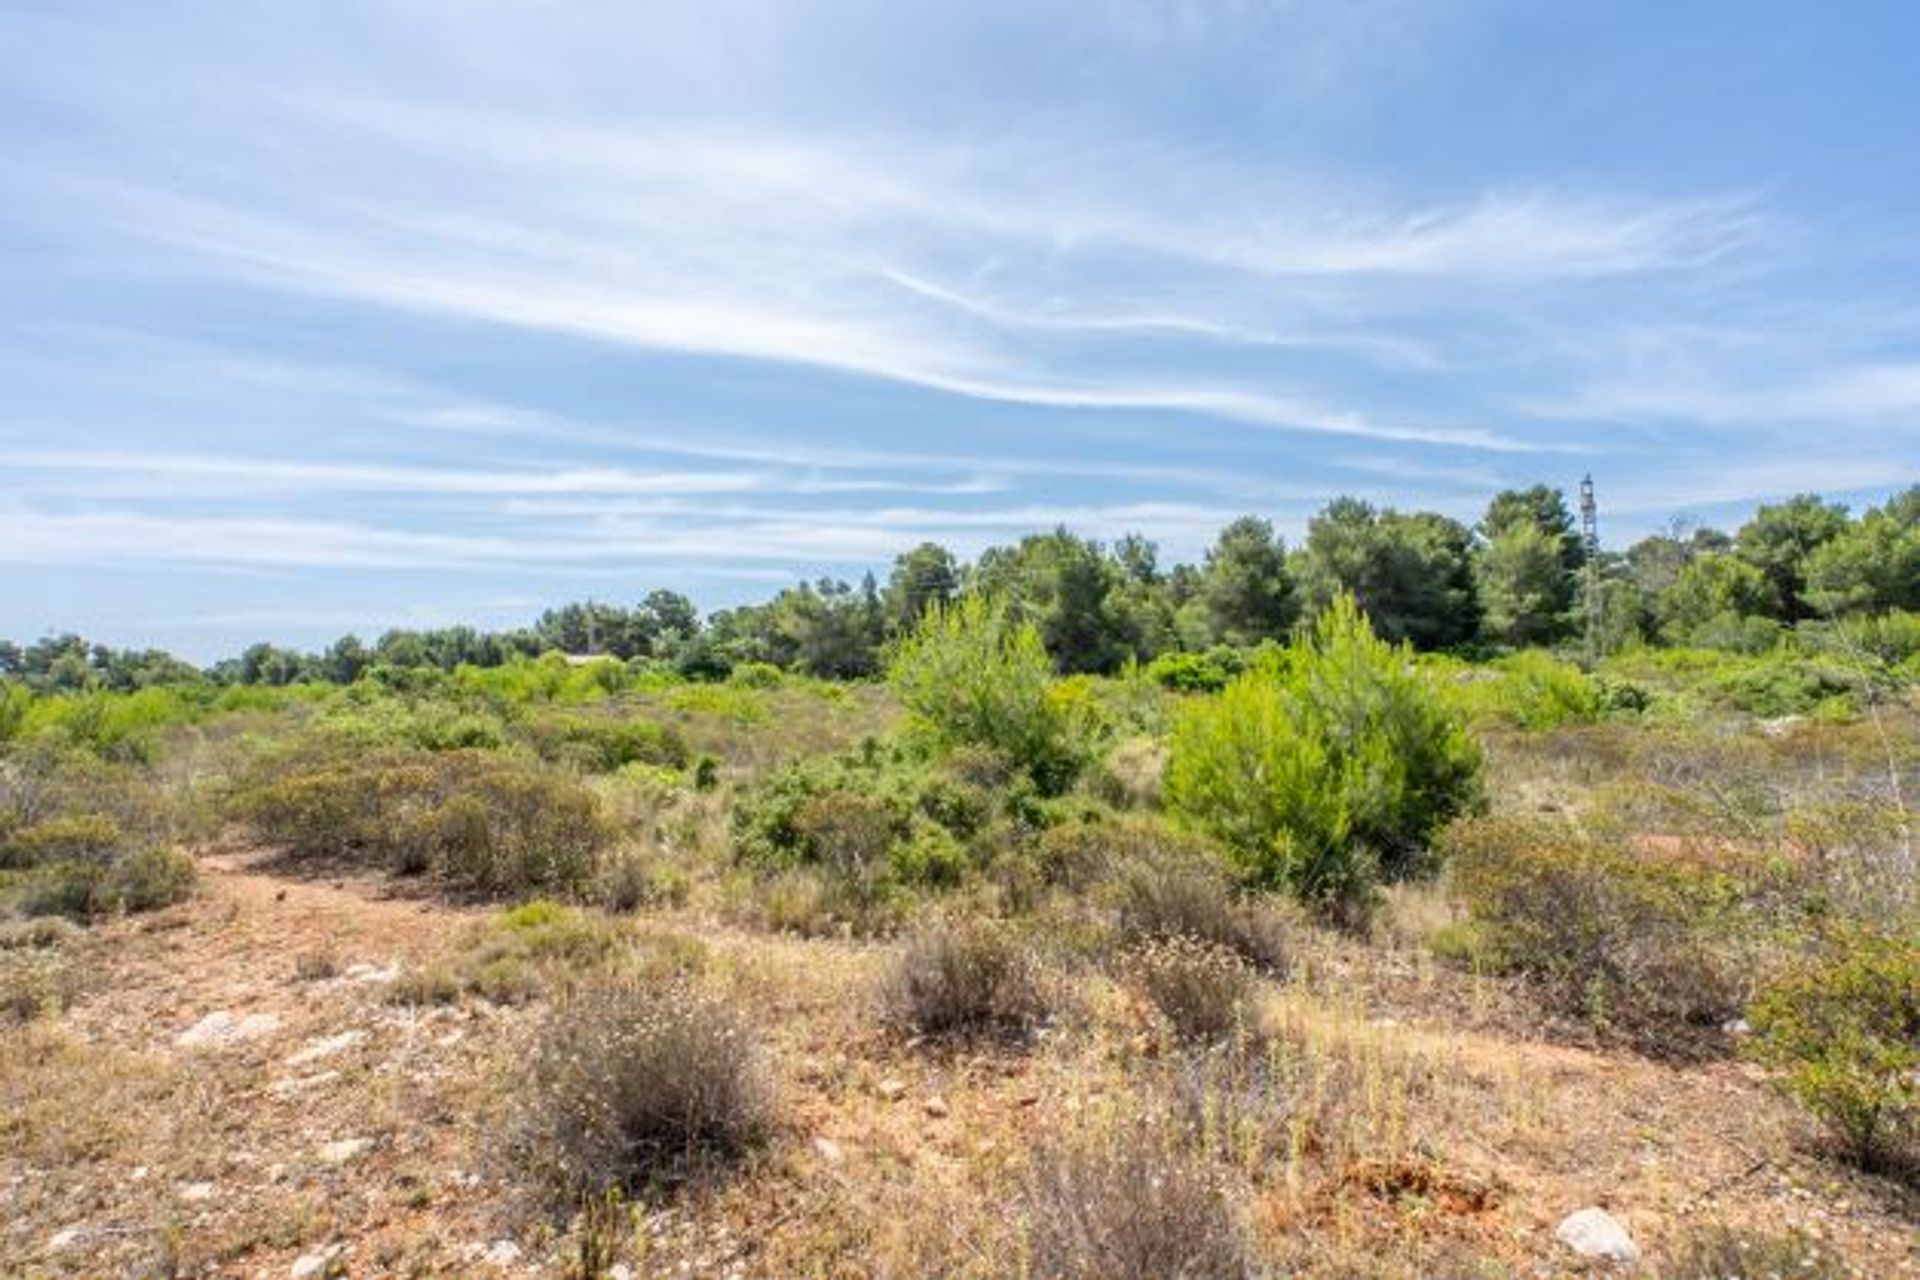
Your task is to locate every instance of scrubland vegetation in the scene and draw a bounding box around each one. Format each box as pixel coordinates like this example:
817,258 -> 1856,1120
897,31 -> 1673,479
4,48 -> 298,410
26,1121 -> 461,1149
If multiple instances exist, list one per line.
2,485 -> 1917,1276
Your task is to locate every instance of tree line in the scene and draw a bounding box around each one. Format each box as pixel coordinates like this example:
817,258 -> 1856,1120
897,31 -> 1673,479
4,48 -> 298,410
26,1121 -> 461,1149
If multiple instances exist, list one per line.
5,483 -> 1916,693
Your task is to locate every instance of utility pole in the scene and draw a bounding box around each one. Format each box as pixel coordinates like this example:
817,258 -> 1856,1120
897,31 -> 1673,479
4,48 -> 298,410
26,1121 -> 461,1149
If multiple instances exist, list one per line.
1579,474 -> 1602,665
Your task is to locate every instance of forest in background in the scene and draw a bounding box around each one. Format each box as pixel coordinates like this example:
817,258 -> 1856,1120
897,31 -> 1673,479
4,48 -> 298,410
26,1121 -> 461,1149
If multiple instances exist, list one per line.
6,483 -> 1919,694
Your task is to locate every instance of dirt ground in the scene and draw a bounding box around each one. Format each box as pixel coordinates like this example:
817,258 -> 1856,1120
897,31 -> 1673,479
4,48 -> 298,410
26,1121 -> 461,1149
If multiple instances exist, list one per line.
3,849 -> 1914,1278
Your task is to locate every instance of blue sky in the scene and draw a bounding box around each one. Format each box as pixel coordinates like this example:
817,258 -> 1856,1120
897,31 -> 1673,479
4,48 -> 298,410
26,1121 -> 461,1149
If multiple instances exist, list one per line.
3,1 -> 1918,659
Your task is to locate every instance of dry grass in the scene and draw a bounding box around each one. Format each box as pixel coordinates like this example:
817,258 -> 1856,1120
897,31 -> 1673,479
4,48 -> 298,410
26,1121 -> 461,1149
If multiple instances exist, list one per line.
5,700 -> 1917,1278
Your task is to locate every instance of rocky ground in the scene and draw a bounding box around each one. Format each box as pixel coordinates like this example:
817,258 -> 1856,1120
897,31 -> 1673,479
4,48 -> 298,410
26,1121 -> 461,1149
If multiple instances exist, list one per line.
3,848 -> 1915,1278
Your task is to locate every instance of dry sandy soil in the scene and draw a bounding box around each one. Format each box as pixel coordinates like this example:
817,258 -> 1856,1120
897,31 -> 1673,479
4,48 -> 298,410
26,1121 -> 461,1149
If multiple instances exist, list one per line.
3,848 -> 1914,1278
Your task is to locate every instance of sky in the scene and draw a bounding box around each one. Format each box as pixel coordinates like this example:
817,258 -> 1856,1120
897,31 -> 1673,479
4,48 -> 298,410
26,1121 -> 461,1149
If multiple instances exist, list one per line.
3,1 -> 1919,659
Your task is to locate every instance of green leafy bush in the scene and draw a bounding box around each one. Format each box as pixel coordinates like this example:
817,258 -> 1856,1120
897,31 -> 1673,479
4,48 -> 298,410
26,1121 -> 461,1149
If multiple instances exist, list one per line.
1444,817 -> 1750,1052
19,845 -> 196,920
1167,596 -> 1482,919
889,595 -> 1090,794
229,746 -> 612,897
1145,647 -> 1248,694
1,813 -> 124,869
521,713 -> 689,773
1746,931 -> 1918,1173
1448,650 -> 1601,729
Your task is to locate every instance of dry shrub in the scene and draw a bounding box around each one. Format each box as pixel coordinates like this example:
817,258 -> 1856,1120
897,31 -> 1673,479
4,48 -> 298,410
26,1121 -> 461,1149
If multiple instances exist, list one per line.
1116,859 -> 1289,973
1170,1015 -> 1438,1183
1128,936 -> 1254,1045
230,746 -> 611,897
883,917 -> 1047,1042
1023,1117 -> 1256,1280
0,946 -> 74,1023
1662,1224 -> 1849,1279
500,973 -> 772,1211
390,902 -> 701,1006
1443,815 -> 1750,1054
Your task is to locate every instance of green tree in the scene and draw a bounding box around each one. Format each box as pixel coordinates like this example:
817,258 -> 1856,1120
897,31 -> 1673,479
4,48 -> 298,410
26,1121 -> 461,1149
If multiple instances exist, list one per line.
1806,486 -> 1920,616
1293,499 -> 1478,649
1476,486 -> 1581,644
1166,595 -> 1482,920
1199,516 -> 1295,646
1477,522 -> 1572,647
971,529 -> 1130,673
885,542 -> 960,634
888,594 -> 1086,792
1736,494 -> 1851,623
1656,554 -> 1774,643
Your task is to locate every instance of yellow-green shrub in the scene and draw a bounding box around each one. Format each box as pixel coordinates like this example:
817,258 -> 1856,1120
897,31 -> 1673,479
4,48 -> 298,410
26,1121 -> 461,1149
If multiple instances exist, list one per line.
1444,816 -> 1750,1052
1746,930 -> 1918,1173
229,747 -> 611,897
1167,596 -> 1482,919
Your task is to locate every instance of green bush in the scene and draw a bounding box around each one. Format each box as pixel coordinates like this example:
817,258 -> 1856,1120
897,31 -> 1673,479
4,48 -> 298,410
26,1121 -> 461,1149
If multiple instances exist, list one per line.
1444,817 -> 1750,1052
1746,931 -> 1918,1173
1167,596 -> 1482,919
1145,648 -> 1247,694
229,746 -> 612,897
1,813 -> 124,869
18,845 -> 195,920
521,713 -> 689,773
1447,650 -> 1601,729
889,595 -> 1090,794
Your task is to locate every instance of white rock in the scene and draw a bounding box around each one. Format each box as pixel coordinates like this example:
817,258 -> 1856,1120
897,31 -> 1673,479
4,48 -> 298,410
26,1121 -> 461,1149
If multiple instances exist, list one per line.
316,1137 -> 373,1166
344,962 -> 398,984
175,1010 -> 282,1049
290,1245 -> 344,1279
286,1030 -> 367,1067
483,1239 -> 523,1267
179,1181 -> 217,1202
609,1266 -> 635,1280
47,1228 -> 83,1251
811,1136 -> 846,1165
270,1070 -> 341,1098
1555,1207 -> 1639,1264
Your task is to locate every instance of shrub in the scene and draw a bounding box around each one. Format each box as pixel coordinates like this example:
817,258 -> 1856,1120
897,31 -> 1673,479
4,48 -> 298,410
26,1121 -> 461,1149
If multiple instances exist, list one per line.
107,846 -> 197,913
1145,648 -> 1247,694
230,747 -> 612,897
1023,1119 -> 1255,1280
1127,936 -> 1254,1044
1453,650 -> 1601,729
889,595 -> 1089,794
1167,596 -> 1482,919
1444,817 -> 1749,1051
1746,930 -> 1918,1174
883,918 -> 1047,1041
1662,1224 -> 1848,1280
727,661 -> 785,689
1114,859 -> 1289,974
521,714 -> 688,773
15,845 -> 195,920
500,974 -> 772,1210
0,947 -> 74,1023
1,813 -> 124,868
